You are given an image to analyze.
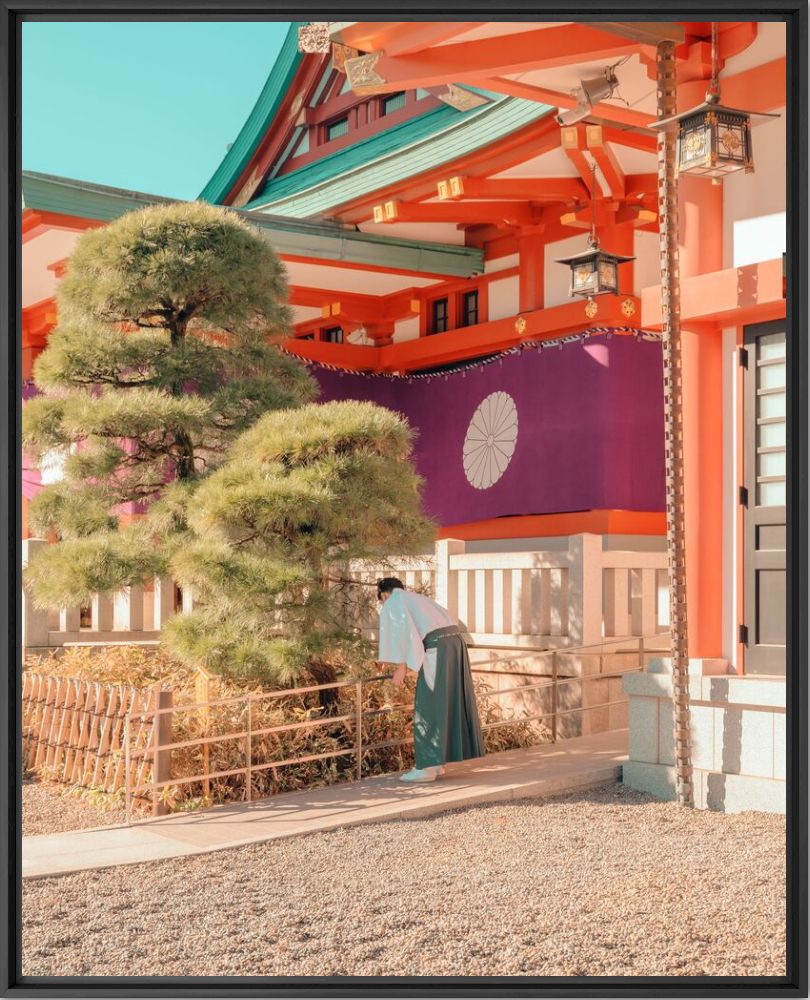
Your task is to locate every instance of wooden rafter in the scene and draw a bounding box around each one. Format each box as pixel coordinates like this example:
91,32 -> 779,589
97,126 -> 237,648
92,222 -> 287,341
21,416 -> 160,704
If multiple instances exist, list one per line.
482,76 -> 656,131
590,21 -> 685,45
335,21 -> 486,57
586,125 -> 625,200
560,125 -> 595,194
345,24 -> 639,94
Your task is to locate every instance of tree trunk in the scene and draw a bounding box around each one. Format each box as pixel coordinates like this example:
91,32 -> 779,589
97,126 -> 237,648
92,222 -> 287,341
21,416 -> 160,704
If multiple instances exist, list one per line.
657,41 -> 694,808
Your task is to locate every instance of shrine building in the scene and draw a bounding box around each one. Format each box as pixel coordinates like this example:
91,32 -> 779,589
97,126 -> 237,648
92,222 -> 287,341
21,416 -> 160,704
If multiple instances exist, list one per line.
22,20 -> 788,810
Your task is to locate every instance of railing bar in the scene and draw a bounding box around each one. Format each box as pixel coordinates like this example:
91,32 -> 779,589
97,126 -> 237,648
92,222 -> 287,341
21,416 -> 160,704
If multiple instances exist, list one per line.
249,749 -> 357,772
362,736 -> 414,752
555,698 -> 631,718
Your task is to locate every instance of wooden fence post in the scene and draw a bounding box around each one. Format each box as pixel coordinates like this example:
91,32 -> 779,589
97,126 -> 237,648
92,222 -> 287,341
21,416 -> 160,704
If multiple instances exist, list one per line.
195,668 -> 211,799
152,689 -> 173,816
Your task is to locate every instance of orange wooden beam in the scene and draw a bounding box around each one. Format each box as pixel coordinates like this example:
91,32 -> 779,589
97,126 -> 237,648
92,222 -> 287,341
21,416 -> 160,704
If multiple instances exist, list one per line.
22,209 -> 104,243
371,199 -> 539,227
586,125 -> 625,200
346,24 -> 639,94
438,510 -> 667,541
22,297 -> 58,343
481,76 -> 656,131
436,175 -> 587,203
641,257 -> 786,329
560,125 -> 596,194
336,21 -> 485,57
284,296 -> 642,375
676,55 -> 785,114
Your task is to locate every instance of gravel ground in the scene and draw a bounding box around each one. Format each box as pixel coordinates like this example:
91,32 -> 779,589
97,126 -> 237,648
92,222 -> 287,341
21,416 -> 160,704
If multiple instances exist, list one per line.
22,781 -> 785,978
23,782 -> 127,836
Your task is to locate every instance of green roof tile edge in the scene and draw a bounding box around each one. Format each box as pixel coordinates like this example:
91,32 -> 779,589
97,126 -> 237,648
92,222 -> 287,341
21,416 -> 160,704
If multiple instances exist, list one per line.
247,96 -> 553,216
198,22 -> 306,205
22,172 -> 484,279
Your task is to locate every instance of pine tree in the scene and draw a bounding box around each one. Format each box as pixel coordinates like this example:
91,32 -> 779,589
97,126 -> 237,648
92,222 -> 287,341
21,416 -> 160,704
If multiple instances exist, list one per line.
24,201 -> 316,606
163,400 -> 435,686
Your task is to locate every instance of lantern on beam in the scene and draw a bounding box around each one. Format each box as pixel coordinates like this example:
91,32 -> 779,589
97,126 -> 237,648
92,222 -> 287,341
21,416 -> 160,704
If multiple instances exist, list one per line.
651,23 -> 778,180
556,242 -> 635,299
555,164 -> 634,300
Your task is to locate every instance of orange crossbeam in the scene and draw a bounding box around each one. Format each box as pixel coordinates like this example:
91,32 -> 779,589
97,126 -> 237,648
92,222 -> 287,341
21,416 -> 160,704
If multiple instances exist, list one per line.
336,21 -> 485,57
560,125 -> 595,194
371,200 -> 539,227
347,24 -> 639,93
437,175 -> 588,203
482,76 -> 656,131
586,125 -> 625,200
284,296 -> 641,374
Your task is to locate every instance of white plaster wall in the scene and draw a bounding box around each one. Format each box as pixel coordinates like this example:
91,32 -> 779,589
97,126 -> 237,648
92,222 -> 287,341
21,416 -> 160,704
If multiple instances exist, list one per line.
721,326 -> 740,668
485,253 -> 519,274
488,274 -> 519,321
633,230 -> 661,296
723,106 -> 786,269
544,234 -> 583,309
392,316 -> 420,343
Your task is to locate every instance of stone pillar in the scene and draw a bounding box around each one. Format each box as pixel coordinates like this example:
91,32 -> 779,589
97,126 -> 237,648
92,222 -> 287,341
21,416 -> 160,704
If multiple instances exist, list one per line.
566,533 -> 603,646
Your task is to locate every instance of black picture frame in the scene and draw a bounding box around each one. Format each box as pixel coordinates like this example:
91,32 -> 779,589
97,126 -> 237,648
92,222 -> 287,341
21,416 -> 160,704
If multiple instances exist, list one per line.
2,3 -> 807,996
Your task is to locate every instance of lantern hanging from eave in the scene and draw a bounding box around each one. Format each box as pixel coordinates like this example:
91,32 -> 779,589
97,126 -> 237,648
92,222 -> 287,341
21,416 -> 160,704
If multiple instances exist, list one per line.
651,22 -> 779,180
555,162 -> 634,299
555,240 -> 635,299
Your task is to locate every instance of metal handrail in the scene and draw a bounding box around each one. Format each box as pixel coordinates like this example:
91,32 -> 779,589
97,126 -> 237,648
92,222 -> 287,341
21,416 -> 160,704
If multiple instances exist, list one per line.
123,632 -> 668,823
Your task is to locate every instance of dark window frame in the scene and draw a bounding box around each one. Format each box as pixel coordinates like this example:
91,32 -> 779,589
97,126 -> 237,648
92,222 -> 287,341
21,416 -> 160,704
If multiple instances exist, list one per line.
429,297 -> 449,335
325,115 -> 350,142
460,289 -> 479,328
322,326 -> 344,344
381,91 -> 407,116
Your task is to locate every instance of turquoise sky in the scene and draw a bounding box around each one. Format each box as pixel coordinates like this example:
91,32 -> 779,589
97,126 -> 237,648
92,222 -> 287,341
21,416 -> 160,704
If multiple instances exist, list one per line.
22,21 -> 291,199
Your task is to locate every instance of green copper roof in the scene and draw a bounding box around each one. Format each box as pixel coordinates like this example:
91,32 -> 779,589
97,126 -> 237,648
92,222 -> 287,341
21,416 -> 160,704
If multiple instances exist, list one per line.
22,172 -> 484,278
198,22 -> 306,205
246,96 -> 553,218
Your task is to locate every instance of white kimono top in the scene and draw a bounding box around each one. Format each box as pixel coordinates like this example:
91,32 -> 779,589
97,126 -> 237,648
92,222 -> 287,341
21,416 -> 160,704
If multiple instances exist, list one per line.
378,589 -> 457,691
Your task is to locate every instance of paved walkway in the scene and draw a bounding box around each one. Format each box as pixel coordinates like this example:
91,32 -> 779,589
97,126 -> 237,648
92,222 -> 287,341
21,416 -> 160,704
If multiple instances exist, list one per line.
22,729 -> 627,879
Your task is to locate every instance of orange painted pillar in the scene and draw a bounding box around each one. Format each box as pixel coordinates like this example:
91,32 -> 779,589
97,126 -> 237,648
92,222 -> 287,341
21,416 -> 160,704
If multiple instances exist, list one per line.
518,232 -> 545,313
678,175 -> 725,659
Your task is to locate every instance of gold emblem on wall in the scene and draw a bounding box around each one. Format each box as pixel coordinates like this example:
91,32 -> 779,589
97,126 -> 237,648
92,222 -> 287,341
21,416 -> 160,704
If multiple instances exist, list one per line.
585,300 -> 598,319
514,316 -> 527,334
621,298 -> 637,318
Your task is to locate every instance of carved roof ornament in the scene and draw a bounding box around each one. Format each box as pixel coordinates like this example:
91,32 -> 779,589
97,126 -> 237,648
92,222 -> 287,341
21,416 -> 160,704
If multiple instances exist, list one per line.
332,43 -> 360,73
298,23 -> 334,53
438,85 -> 490,112
344,51 -> 385,91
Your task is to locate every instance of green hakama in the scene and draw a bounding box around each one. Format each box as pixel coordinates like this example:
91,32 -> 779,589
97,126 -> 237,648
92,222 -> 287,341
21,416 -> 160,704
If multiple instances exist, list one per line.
413,625 -> 485,769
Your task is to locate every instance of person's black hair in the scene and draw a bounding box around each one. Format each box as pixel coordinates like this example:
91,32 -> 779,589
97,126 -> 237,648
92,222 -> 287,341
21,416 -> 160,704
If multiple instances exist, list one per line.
377,577 -> 405,601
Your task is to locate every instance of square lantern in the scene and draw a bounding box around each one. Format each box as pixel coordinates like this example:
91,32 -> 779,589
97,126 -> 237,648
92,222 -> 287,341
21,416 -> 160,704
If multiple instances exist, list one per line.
555,243 -> 635,299
652,101 -> 779,180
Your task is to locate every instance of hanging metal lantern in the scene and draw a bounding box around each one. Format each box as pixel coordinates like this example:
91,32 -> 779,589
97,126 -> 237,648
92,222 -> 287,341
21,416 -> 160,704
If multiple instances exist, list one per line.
555,239 -> 635,298
556,162 -> 634,299
651,23 -> 778,180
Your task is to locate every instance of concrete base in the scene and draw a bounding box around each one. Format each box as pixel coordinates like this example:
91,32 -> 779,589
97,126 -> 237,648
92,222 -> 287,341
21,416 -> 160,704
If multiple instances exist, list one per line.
622,671 -> 786,814
623,760 -> 786,814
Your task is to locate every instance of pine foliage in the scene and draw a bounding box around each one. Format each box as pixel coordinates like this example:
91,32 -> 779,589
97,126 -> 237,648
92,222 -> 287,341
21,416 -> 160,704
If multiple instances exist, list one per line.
24,200 -> 315,602
163,401 -> 435,685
